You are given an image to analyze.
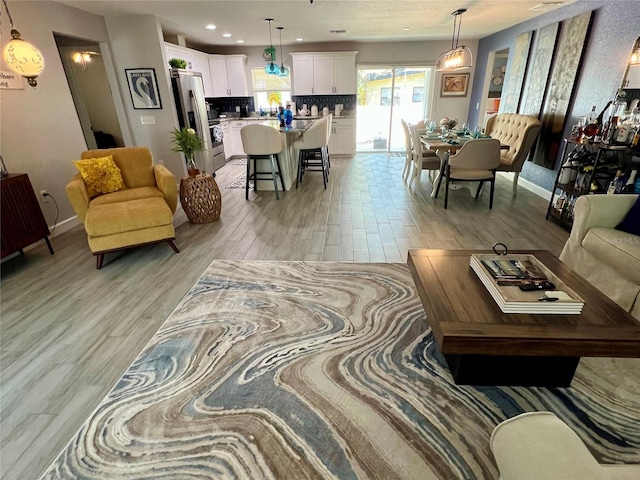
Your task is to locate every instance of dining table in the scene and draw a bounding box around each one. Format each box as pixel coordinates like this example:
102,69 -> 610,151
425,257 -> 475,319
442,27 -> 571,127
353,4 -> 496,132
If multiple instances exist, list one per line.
420,133 -> 510,198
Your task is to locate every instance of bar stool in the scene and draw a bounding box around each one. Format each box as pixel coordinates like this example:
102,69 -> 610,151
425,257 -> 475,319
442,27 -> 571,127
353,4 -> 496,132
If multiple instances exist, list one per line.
293,116 -> 330,189
240,124 -> 284,200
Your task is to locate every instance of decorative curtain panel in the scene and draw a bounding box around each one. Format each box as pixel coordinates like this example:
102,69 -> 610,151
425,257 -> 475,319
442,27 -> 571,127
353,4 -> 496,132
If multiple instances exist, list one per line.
500,31 -> 533,113
532,11 -> 593,168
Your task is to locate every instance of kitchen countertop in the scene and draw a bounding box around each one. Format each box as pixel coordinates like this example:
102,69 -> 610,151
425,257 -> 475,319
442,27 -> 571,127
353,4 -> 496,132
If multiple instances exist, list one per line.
217,114 -> 355,122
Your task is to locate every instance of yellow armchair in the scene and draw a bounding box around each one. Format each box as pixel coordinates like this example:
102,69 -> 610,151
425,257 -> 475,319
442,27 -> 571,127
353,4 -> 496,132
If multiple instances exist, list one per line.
66,147 -> 179,269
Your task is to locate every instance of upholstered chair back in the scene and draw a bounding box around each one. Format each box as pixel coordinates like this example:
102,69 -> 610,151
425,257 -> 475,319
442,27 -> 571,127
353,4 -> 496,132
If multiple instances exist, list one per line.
82,147 -> 156,189
241,124 -> 282,155
449,138 -> 501,171
485,113 -> 541,172
295,116 -> 329,150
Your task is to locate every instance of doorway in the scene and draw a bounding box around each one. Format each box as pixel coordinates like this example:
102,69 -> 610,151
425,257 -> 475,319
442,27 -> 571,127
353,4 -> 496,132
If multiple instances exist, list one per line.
356,66 -> 434,152
55,34 -> 124,150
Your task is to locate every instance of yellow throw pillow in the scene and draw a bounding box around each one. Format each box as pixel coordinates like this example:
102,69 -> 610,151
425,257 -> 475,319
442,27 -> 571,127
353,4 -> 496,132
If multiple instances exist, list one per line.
73,155 -> 125,198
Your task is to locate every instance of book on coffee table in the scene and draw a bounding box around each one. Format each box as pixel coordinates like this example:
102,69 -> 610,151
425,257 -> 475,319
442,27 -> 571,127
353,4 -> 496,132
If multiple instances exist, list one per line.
470,254 -> 584,314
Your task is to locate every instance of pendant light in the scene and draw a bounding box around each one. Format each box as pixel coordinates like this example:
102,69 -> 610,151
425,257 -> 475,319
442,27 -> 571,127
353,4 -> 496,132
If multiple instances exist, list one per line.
276,26 -> 289,77
2,0 -> 45,87
435,9 -> 473,72
263,18 -> 279,75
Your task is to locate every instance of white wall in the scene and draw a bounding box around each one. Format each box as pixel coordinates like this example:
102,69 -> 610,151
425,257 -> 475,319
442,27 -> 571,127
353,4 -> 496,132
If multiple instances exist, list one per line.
104,16 -> 184,179
0,1 -> 111,226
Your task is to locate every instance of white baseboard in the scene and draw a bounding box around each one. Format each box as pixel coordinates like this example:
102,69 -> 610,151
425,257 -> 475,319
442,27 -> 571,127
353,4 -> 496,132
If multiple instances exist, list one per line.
48,215 -> 82,239
498,172 -> 553,201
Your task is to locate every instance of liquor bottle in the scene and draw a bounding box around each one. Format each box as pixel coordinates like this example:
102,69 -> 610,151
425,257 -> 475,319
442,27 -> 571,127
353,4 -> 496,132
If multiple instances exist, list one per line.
607,170 -> 622,194
622,170 -> 637,193
586,106 -> 597,124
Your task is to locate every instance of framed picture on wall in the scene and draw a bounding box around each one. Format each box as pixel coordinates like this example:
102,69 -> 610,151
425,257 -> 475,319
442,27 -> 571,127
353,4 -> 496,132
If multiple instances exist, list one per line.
441,73 -> 470,97
125,68 -> 162,109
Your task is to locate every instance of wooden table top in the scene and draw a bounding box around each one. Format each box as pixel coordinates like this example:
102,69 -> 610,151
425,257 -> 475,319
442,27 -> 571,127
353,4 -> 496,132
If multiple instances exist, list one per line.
407,249 -> 640,357
421,136 -> 510,152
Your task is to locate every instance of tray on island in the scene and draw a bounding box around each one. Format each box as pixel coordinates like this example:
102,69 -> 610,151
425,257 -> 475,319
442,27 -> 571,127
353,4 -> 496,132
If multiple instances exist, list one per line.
470,254 -> 584,314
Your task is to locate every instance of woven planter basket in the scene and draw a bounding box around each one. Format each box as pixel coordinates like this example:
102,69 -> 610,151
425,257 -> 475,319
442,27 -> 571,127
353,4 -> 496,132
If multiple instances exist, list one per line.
179,174 -> 222,224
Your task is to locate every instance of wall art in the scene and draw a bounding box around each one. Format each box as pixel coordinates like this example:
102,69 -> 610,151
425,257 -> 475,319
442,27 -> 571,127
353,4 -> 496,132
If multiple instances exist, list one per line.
519,22 -> 559,118
532,10 -> 592,169
500,31 -> 533,113
125,68 -> 162,109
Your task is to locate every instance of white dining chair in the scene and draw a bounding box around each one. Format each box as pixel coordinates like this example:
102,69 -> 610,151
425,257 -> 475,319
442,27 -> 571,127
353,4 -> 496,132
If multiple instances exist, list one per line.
409,125 -> 441,192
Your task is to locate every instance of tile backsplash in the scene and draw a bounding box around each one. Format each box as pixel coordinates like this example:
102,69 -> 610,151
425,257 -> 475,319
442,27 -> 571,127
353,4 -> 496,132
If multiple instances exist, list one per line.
292,95 -> 357,112
206,97 -> 254,114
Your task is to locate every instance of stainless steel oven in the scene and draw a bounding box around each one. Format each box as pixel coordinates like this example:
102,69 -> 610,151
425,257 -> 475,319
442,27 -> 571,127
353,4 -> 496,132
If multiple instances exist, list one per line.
208,120 -> 226,171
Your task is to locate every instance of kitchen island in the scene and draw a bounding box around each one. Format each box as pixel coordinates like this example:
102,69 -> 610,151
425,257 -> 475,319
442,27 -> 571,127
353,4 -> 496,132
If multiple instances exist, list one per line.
248,118 -> 317,192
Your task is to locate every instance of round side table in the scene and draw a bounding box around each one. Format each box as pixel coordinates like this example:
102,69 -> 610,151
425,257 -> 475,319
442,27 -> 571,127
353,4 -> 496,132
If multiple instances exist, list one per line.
179,174 -> 222,224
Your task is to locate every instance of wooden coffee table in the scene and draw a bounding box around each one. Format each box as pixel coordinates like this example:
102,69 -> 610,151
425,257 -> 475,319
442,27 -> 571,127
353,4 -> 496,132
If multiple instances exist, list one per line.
407,249 -> 640,387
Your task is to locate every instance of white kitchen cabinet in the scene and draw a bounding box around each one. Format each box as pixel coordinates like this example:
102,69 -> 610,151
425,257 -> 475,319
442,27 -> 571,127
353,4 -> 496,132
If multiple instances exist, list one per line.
333,55 -> 357,94
165,43 -> 214,96
229,120 -> 248,157
328,118 -> 356,155
221,121 -> 233,159
624,64 -> 640,89
208,55 -> 248,98
313,56 -> 336,94
189,52 -> 214,96
290,52 -> 358,95
291,56 -> 315,95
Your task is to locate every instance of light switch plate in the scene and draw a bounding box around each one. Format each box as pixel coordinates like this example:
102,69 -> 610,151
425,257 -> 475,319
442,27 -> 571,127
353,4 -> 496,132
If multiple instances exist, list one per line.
141,115 -> 156,125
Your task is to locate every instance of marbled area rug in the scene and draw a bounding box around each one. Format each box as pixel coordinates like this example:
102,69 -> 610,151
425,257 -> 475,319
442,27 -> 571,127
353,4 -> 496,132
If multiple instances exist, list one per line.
41,262 -> 640,479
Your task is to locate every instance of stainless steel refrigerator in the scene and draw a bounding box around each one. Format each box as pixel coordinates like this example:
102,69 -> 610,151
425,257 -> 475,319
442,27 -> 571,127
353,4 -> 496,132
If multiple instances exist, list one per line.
170,69 -> 226,173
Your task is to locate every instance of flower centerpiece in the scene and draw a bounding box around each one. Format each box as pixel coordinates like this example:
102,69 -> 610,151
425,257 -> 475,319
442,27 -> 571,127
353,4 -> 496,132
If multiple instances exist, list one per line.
170,127 -> 205,176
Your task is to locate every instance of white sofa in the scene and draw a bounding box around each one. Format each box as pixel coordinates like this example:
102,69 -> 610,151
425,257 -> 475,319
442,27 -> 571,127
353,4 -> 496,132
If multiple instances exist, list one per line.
491,412 -> 640,480
559,194 -> 640,320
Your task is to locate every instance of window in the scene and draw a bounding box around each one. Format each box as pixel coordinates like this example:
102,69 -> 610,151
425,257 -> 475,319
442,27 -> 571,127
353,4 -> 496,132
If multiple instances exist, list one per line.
412,87 -> 424,103
252,67 -> 291,113
380,87 -> 400,106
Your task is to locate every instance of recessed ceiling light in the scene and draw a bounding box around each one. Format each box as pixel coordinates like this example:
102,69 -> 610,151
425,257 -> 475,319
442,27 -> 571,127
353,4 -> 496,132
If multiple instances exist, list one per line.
296,38 -> 304,42
530,2 -> 564,10
206,24 -> 216,30
402,27 -> 411,31
222,33 -> 232,37
236,40 -> 244,44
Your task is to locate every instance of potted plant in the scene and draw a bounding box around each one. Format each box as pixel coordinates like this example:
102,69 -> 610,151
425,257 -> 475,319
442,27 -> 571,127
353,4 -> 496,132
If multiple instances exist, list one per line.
170,127 -> 205,176
168,58 -> 187,69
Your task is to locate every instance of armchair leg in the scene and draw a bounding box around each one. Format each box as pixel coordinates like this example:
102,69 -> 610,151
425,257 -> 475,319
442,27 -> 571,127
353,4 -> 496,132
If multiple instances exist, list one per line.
512,172 -> 519,196
96,253 -> 105,270
166,239 -> 180,253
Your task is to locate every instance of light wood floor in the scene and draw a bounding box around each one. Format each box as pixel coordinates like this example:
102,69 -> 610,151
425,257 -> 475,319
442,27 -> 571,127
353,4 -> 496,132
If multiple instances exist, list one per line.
0,153 -> 569,480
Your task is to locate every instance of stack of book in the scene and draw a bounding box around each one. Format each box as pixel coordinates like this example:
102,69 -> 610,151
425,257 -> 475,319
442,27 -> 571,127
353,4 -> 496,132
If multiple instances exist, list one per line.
470,254 -> 584,314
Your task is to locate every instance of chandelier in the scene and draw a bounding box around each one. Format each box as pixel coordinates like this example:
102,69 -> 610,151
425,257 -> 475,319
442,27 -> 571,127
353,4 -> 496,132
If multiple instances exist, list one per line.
436,9 -> 473,72
276,26 -> 289,77
264,18 -> 279,75
2,0 -> 45,87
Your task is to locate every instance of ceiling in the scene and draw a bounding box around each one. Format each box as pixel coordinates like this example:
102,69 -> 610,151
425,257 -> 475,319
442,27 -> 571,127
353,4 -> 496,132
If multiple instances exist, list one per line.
57,0 -> 576,47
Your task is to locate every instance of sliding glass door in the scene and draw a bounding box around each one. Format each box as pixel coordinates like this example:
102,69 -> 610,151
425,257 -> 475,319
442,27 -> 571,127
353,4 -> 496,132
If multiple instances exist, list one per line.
356,66 -> 434,152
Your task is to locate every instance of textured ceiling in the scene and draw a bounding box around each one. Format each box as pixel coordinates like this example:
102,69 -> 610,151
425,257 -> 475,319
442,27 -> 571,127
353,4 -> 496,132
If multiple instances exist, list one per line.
57,0 -> 576,47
